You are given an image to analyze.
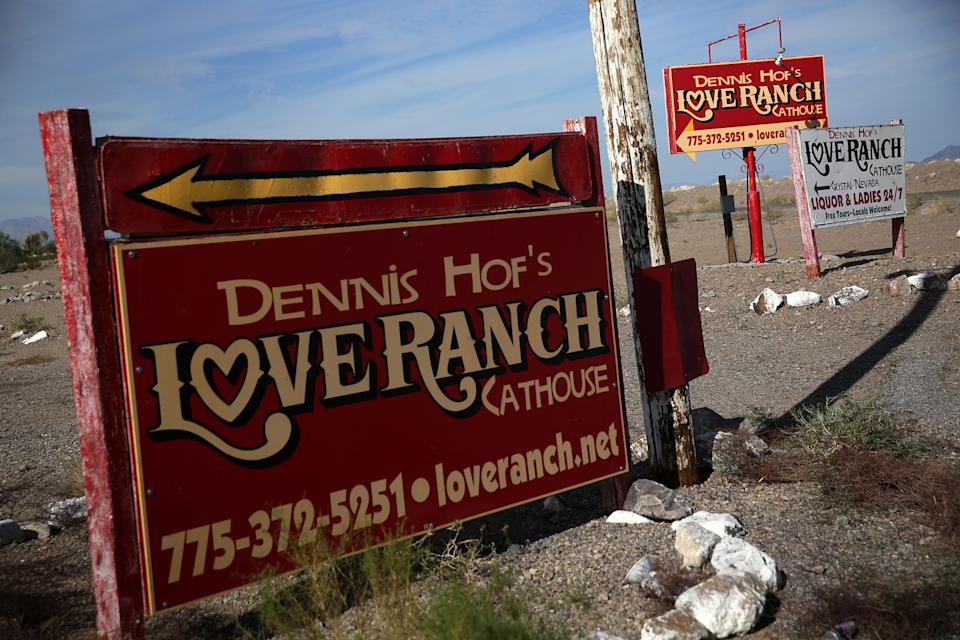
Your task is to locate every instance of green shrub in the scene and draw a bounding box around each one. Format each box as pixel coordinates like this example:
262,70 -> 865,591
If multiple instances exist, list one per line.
0,232 -> 22,273
789,396 -> 919,461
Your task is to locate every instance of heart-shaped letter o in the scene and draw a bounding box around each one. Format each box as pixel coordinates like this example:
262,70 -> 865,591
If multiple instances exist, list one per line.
190,339 -> 264,423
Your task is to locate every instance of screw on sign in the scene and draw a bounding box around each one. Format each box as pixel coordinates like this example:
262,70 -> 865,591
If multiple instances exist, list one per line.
40,109 -> 633,639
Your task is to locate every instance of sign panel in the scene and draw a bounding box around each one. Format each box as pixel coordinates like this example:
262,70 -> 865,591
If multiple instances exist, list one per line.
794,124 -> 905,229
664,56 -> 828,157
112,207 -> 627,612
99,134 -> 596,235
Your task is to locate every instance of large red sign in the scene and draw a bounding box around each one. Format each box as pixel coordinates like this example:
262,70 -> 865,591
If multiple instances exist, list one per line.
664,56 -> 828,157
112,207 -> 627,612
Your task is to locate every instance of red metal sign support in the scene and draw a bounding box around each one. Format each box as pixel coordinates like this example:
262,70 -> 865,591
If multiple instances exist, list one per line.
739,22 -> 764,263
706,18 -> 788,264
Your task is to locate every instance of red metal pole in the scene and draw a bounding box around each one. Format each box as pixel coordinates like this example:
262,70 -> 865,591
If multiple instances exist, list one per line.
739,23 -> 765,263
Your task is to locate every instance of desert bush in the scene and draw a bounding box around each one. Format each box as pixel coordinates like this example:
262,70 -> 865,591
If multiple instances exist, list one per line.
789,396 -> 919,461
662,192 -> 677,208
10,314 -> 50,334
248,528 -> 568,640
917,195 -> 957,216
0,232 -> 23,273
22,231 -> 56,258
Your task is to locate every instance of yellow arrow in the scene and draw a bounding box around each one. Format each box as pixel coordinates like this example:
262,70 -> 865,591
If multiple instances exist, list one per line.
128,144 -> 562,219
677,120 -> 697,162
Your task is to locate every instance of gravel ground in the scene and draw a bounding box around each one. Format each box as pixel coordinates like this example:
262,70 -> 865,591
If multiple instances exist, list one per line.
2,202 -> 960,638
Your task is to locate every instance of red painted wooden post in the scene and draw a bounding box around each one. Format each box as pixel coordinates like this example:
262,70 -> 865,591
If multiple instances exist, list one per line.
563,116 -> 605,208
38,109 -> 145,640
892,217 -> 906,258
565,116 -> 632,509
785,126 -> 821,278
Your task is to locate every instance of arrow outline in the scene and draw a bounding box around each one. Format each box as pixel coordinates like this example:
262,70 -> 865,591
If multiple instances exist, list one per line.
125,139 -> 567,223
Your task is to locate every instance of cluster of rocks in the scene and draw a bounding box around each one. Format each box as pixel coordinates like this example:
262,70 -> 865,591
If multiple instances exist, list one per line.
0,280 -> 61,305
0,497 -> 87,549
749,284 -> 872,315
594,480 -> 785,639
886,271 -> 960,295
10,329 -> 49,344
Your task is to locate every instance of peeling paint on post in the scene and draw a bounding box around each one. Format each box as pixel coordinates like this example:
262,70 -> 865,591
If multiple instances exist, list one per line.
39,109 -> 145,639
587,0 -> 699,487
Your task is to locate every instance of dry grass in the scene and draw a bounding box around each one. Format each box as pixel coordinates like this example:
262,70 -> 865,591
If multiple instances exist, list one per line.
800,547 -> 960,639
4,354 -> 55,367
242,527 -> 568,640
916,195 -> 957,216
743,398 -> 959,538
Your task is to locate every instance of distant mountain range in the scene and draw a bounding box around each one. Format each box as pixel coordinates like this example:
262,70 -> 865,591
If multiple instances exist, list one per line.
0,216 -> 53,241
923,145 -> 960,162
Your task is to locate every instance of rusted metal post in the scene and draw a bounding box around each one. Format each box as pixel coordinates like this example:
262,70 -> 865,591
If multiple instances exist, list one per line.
39,109 -> 145,639
738,23 -> 765,264
587,0 -> 699,488
785,126 -> 821,278
718,175 -> 737,263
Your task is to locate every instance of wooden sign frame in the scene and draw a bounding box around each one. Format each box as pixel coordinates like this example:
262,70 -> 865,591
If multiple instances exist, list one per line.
39,109 -> 624,639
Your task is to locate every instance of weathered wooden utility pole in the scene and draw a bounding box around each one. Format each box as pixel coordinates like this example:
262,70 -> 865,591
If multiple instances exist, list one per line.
587,0 -> 699,487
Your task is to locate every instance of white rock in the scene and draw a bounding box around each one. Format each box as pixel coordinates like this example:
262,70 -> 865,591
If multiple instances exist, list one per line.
749,288 -> 783,315
624,555 -> 668,598
785,290 -> 821,307
20,522 -> 56,540
542,495 -> 563,515
618,305 -> 631,317
674,521 -> 721,568
672,511 -> 746,538
710,536 -> 781,592
956,228 -> 960,238
949,274 -> 960,291
0,519 -> 26,546
625,555 -> 656,584
10,329 -> 24,339
907,272 -> 947,291
22,330 -> 48,344
827,285 -> 868,307
622,479 -> 692,521
675,571 -> 767,638
47,496 -> 88,527
607,510 -> 654,524
590,631 -> 628,640
640,609 -> 712,640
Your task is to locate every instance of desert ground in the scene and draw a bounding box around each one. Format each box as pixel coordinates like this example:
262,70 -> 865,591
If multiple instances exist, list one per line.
2,159 -> 959,639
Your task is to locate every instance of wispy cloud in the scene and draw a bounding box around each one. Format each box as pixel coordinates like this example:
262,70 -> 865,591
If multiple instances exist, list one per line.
1,0 -> 958,220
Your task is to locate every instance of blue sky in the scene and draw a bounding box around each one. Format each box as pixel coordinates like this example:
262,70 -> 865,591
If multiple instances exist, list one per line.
2,0 -> 958,222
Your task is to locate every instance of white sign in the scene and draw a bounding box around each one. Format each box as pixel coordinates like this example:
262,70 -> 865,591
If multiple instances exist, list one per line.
795,124 -> 905,229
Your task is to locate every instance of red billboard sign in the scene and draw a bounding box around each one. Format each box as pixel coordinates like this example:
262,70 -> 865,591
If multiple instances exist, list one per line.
664,56 -> 828,157
112,207 -> 627,612
41,110 -> 623,637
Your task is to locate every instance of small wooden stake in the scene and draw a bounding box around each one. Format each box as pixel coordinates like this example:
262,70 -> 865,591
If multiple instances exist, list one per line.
588,0 -> 698,488
718,175 -> 737,263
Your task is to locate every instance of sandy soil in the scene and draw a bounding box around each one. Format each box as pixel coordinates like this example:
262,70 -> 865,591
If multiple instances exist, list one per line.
1,179 -> 959,638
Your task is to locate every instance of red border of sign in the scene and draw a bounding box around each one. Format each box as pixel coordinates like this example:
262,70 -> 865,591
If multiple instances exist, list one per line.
113,207 -> 629,614
39,110 -> 616,639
